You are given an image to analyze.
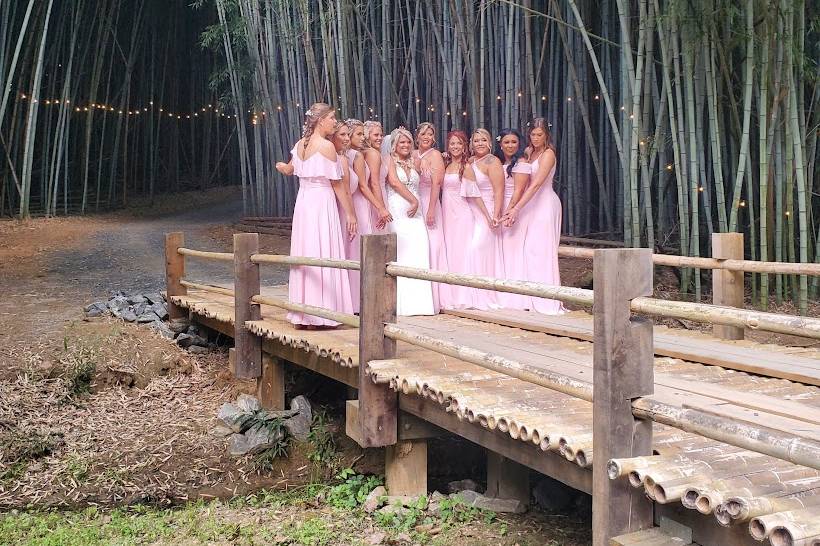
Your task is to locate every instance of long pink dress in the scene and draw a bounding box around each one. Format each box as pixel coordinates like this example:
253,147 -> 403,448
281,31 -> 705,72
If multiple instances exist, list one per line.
371,154 -> 390,234
468,166 -> 503,310
288,146 -> 355,326
440,171 -> 479,309
522,154 -> 565,314
342,149 -> 374,313
417,149 -> 451,313
499,161 -> 532,309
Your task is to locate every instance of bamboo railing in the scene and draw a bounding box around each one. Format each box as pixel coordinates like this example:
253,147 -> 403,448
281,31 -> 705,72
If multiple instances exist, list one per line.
164,231 -> 820,544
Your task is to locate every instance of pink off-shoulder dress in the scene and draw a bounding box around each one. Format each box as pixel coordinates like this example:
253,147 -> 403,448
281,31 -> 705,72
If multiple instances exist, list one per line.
440,172 -> 479,310
498,160 -> 532,309
342,149 -> 374,313
287,145 -> 355,326
522,154 -> 565,314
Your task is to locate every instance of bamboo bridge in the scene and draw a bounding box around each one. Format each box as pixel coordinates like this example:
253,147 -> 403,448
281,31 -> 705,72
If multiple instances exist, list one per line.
163,230 -> 820,546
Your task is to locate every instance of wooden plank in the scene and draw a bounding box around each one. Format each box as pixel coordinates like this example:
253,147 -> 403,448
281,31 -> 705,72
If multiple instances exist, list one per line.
359,234 -> 398,447
446,308 -> 820,386
385,439 -> 428,496
486,452 -> 530,505
712,233 -> 745,340
165,232 -> 187,320
233,233 -> 262,379
347,400 -> 445,448
592,249 -> 655,545
257,354 -> 285,410
399,395 -> 592,494
262,339 -> 357,387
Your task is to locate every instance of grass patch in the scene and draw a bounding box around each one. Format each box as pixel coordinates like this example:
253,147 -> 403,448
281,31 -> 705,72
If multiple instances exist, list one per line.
306,409 -> 338,470
59,336 -> 97,397
325,469 -> 383,510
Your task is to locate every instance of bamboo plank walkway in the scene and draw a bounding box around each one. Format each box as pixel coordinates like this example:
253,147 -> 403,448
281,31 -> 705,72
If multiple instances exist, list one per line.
170,285 -> 820,545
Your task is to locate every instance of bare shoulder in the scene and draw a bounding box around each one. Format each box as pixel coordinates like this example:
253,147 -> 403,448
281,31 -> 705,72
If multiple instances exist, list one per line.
462,163 -> 477,180
317,139 -> 337,160
481,154 -> 502,166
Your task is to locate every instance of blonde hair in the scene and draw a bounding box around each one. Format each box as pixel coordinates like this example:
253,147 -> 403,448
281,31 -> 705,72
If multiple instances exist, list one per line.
390,127 -> 415,171
415,122 -> 436,147
470,128 -> 493,155
527,117 -> 556,155
345,118 -> 365,151
302,102 -> 334,148
362,120 -> 383,149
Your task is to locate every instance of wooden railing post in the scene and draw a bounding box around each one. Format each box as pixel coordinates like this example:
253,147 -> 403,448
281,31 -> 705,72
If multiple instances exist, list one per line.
712,232 -> 745,340
358,233 -> 398,447
233,233 -> 262,379
165,232 -> 186,320
592,249 -> 654,546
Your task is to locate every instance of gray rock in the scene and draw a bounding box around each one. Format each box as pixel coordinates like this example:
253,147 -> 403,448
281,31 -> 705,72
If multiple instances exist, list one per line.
447,479 -> 480,494
85,307 -> 103,318
451,490 -> 526,514
187,345 -> 209,354
152,303 -> 168,320
84,301 -> 107,313
377,504 -> 410,517
121,310 -> 138,322
132,302 -> 147,316
283,395 -> 312,441
144,293 -> 163,304
136,312 -> 160,324
128,294 -> 147,305
363,486 -> 387,513
236,394 -> 262,413
186,325 -> 201,336
168,318 -> 190,334
150,321 -> 175,339
175,333 -> 194,347
209,422 -> 235,438
383,495 -> 427,509
228,422 -> 286,456
108,296 -> 128,315
218,403 -> 254,433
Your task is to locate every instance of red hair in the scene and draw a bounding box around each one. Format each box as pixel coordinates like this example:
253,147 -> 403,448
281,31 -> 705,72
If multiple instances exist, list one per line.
444,131 -> 469,180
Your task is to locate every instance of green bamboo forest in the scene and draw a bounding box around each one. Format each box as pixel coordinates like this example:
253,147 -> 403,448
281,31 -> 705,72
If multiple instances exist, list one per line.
0,0 -> 817,307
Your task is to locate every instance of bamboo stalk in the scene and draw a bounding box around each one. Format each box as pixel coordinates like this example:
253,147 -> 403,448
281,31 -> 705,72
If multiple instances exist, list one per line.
251,253 -> 360,270
180,279 -> 235,297
252,294 -> 359,328
177,248 -> 234,262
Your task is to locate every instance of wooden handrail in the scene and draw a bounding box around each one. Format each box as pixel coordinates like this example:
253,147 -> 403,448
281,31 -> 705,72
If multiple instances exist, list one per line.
558,245 -> 820,276
252,295 -> 360,327
177,248 -> 234,262
251,253 -> 360,270
180,279 -> 235,296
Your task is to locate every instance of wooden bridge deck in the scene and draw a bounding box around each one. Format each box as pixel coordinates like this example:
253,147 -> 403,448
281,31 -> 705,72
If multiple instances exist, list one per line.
171,285 -> 820,546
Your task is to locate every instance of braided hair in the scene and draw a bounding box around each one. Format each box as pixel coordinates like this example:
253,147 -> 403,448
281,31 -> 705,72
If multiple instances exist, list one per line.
302,102 -> 334,151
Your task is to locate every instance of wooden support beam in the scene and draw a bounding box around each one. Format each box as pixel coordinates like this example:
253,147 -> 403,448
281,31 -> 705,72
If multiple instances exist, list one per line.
592,248 -> 655,545
257,353 -> 285,410
346,400 -> 444,448
712,233 -> 745,340
233,233 -> 262,379
164,232 -> 186,320
486,452 -> 530,505
385,439 -> 428,497
358,234 -> 398,447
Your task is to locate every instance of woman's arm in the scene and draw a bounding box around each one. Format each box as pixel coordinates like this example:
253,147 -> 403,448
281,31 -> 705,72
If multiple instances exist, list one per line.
364,149 -> 392,227
354,152 -> 386,215
463,165 -> 493,227
486,158 -> 505,225
275,159 -> 294,176
502,150 -> 556,226
424,151 -> 445,228
386,162 -> 420,217
331,156 -> 358,240
505,167 -> 530,212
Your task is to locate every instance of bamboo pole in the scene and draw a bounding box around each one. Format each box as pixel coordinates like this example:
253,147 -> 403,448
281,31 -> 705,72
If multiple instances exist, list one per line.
179,279 -> 235,297
252,294 -> 359,328
177,248 -> 234,262
251,253 -> 360,270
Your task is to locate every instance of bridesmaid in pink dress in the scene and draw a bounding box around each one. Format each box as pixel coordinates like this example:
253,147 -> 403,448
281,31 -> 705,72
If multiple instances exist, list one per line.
501,118 -> 565,314
343,119 -> 382,312
274,103 -> 358,328
362,121 -> 392,233
468,128 -> 505,310
495,128 -> 532,309
413,122 -> 451,313
440,131 -> 492,310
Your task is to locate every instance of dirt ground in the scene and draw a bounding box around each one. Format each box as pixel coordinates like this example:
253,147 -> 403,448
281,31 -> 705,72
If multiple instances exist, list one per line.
0,189 -> 592,545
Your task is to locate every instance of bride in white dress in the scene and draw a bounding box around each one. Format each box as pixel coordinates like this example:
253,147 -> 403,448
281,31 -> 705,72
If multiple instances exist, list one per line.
385,127 -> 435,316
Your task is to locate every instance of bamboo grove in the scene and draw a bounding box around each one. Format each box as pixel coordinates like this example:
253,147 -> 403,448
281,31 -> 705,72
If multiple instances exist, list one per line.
203,0 -> 818,309
2,1 -> 818,310
0,0 -> 234,217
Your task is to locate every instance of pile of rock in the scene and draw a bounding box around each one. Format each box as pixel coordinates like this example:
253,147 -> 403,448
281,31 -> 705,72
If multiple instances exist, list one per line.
214,394 -> 313,456
83,292 -> 212,353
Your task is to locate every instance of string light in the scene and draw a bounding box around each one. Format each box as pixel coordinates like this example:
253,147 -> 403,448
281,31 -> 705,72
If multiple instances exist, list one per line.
517,92 -> 522,97
698,186 -> 704,192
666,164 -> 673,171
739,200 -> 746,207
594,95 -> 600,100
541,96 -> 546,101
567,97 -> 572,102
496,95 -> 501,100
785,211 -> 790,216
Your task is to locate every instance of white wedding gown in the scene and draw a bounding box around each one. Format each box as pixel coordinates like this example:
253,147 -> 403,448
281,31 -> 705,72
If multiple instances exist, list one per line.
386,164 -> 435,316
